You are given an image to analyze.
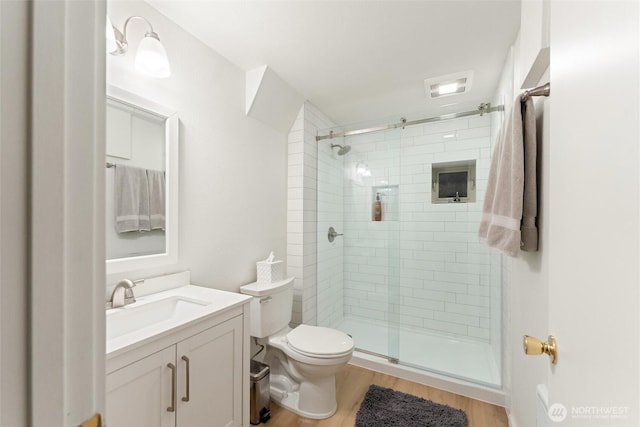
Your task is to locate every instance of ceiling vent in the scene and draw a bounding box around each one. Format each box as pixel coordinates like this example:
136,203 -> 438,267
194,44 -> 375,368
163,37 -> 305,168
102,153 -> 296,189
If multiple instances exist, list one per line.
424,70 -> 474,99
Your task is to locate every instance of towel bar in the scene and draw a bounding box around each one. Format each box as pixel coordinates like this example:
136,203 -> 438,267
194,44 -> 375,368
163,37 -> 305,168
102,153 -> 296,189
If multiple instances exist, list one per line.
522,82 -> 550,102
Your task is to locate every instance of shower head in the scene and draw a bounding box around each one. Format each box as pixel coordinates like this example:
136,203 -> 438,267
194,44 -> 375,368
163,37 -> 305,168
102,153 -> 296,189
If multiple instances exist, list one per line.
330,144 -> 351,156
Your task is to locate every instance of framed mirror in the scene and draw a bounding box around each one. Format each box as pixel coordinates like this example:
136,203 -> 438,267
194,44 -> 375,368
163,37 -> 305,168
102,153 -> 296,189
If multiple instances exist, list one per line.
106,85 -> 178,274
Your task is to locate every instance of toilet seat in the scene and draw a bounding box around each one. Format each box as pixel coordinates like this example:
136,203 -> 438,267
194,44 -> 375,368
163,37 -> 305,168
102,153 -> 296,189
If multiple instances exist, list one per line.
286,325 -> 354,359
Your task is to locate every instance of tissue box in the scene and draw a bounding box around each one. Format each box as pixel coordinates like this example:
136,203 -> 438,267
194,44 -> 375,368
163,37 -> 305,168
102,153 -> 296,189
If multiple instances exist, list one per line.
256,260 -> 284,283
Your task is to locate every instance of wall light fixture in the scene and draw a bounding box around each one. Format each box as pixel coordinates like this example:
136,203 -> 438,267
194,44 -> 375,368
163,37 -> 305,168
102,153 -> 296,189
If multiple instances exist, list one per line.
108,16 -> 171,79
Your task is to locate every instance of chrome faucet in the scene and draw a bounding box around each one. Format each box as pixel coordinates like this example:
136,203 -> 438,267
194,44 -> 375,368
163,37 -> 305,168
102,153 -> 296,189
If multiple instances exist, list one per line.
108,279 -> 142,309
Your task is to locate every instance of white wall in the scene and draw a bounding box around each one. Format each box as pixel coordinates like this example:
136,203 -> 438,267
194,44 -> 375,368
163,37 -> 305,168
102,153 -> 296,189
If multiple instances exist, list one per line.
499,43 -> 551,426
499,18 -> 553,427
498,4 -> 552,424
107,1 -> 287,292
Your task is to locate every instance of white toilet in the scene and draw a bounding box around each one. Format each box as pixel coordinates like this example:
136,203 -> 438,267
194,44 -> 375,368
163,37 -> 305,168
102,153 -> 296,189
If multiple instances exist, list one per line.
240,277 -> 354,419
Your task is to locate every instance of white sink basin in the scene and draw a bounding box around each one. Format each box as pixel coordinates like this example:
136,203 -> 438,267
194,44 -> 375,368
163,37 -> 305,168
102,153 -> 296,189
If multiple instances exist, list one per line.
106,296 -> 209,341
106,284 -> 251,357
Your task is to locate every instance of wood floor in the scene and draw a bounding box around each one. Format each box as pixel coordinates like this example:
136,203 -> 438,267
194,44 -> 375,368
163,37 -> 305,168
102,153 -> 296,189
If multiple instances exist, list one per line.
267,365 -> 508,427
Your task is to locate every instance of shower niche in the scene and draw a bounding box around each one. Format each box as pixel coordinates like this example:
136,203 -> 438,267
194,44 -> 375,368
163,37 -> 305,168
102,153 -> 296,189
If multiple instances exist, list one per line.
371,185 -> 398,221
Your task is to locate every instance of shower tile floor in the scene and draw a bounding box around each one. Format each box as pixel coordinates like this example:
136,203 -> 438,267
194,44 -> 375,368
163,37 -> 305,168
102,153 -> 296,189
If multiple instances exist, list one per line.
338,316 -> 501,386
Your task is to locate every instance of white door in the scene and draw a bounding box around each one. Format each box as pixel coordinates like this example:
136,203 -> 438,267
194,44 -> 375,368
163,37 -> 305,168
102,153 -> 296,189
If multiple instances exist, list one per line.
106,347 -> 177,427
30,0 -> 106,425
541,2 -> 640,426
0,2 -> 30,425
177,316 -> 243,427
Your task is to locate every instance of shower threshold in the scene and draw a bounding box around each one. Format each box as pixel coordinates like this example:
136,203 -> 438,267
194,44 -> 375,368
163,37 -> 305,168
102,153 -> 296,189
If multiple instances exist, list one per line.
338,316 -> 501,387
352,347 -> 399,364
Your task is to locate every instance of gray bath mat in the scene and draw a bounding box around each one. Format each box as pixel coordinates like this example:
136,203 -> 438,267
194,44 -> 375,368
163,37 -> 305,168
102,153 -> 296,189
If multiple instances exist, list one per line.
355,384 -> 468,427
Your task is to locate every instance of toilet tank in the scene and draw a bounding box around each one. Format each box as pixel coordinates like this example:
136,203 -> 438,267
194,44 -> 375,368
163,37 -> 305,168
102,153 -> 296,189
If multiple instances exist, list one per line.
239,277 -> 294,338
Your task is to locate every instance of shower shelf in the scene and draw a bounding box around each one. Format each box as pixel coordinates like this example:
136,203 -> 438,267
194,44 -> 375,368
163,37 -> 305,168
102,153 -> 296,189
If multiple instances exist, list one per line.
371,185 -> 398,222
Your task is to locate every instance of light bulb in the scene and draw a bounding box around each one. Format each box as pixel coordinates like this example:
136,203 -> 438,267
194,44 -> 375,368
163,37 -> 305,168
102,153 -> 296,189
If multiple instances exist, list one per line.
437,82 -> 459,96
135,34 -> 171,78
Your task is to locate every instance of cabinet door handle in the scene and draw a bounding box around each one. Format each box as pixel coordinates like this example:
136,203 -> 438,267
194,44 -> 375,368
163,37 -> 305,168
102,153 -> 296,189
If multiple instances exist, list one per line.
181,355 -> 190,402
167,363 -> 177,412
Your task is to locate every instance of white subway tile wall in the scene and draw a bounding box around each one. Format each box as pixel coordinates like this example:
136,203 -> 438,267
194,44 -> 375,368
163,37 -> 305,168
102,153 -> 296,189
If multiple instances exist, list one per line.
314,114 -> 347,329
287,103 -> 340,326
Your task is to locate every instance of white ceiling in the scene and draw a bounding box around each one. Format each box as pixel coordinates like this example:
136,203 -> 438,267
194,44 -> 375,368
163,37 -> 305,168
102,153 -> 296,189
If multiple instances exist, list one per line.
149,1 -> 521,126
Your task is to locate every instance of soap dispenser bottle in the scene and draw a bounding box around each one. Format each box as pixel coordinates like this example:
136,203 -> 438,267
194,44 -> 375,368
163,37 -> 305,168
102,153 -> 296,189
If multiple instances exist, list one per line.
373,193 -> 382,221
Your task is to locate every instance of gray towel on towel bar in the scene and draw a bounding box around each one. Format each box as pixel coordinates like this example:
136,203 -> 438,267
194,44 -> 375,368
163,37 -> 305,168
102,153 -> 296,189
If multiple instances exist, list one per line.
147,169 -> 166,231
114,165 -> 151,233
520,97 -> 539,252
479,95 -> 539,256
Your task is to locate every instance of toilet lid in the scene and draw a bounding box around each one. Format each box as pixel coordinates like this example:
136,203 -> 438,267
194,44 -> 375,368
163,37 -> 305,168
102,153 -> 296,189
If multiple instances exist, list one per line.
286,325 -> 354,357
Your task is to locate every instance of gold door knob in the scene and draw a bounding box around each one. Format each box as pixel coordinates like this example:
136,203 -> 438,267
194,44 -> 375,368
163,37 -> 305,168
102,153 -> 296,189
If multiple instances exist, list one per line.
523,335 -> 557,365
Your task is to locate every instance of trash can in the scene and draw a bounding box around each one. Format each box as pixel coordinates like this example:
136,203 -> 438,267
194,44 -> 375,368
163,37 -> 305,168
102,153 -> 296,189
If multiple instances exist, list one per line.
250,360 -> 271,425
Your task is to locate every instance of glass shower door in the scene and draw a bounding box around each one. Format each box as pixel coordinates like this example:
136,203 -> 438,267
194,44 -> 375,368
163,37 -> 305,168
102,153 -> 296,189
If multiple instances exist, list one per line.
316,125 -> 401,362
393,116 -> 502,387
316,112 -> 503,387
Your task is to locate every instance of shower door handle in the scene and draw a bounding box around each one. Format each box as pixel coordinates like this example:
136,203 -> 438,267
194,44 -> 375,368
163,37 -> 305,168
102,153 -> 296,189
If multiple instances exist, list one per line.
328,227 -> 343,243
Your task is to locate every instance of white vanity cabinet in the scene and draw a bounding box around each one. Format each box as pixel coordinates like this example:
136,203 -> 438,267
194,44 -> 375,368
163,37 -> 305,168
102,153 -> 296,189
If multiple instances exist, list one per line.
107,346 -> 177,427
176,316 -> 243,426
106,285 -> 250,427
107,316 -> 243,427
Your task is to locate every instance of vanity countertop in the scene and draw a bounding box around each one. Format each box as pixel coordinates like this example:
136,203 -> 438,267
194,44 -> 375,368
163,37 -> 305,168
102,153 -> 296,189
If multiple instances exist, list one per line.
106,285 -> 251,359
